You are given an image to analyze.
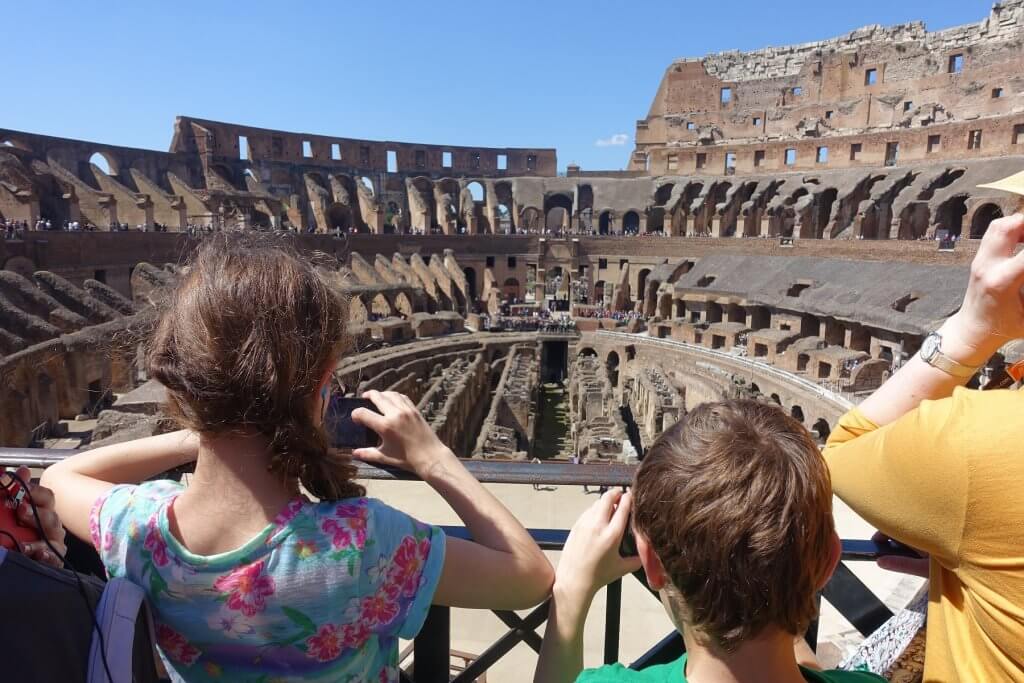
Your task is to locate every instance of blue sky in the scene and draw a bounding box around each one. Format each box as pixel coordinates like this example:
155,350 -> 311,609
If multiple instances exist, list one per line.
4,1 -> 989,171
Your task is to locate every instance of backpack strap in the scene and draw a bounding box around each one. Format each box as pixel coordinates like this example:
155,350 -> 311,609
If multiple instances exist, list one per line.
87,577 -> 149,683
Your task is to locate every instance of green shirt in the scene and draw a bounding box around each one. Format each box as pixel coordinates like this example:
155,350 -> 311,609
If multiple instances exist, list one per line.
577,655 -> 885,682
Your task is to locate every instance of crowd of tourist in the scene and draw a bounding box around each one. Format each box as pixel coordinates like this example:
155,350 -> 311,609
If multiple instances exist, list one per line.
573,306 -> 647,323
4,212 -> 1024,682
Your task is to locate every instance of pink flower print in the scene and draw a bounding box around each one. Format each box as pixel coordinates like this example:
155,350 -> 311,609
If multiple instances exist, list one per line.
321,518 -> 352,549
272,498 -> 305,531
335,503 -> 368,546
360,592 -> 399,627
88,500 -> 102,549
386,536 -> 431,598
305,623 -> 343,662
205,610 -> 255,639
213,561 -> 275,617
341,620 -> 371,650
155,623 -> 201,665
101,531 -> 114,552
295,540 -> 318,560
143,517 -> 170,567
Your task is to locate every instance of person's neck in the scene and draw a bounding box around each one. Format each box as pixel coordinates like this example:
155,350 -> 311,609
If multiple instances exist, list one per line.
682,626 -> 807,683
178,431 -> 299,526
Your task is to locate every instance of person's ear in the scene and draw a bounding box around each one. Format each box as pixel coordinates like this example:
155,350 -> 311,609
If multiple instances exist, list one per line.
636,529 -> 668,591
817,532 -> 842,591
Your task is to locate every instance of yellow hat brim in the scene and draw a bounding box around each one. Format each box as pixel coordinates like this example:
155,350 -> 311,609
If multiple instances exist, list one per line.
978,170 -> 1024,196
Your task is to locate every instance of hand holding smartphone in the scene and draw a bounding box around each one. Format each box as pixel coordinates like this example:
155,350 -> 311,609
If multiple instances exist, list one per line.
326,396 -> 382,449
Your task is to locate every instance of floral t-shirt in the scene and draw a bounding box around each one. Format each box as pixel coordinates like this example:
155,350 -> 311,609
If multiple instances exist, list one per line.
89,480 -> 446,682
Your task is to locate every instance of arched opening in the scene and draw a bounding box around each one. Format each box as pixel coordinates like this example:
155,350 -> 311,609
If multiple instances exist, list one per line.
937,195 -> 969,238
637,268 -> 651,306
544,194 -> 573,232
814,188 -> 838,238
578,185 -> 594,232
0,138 -> 30,152
462,267 -> 478,302
812,418 -> 831,442
791,405 -> 805,423
394,292 -> 414,317
622,211 -> 640,234
370,293 -> 392,319
750,383 -> 761,395
797,353 -> 810,372
520,207 -> 542,231
327,203 -> 353,232
606,351 -> 620,388
593,280 -> 606,306
770,393 -> 781,405
467,181 -> 485,203
495,181 -> 515,233
598,211 -> 612,235
578,347 -> 598,358
359,176 -> 375,196
971,203 -> 1003,239
89,152 -> 116,175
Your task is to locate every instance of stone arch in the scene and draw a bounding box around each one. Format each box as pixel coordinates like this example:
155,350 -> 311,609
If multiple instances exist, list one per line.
359,176 -> 375,197
622,210 -> 640,234
578,347 -> 598,358
327,203 -> 355,232
503,277 -> 521,302
89,151 -> 118,176
970,202 -> 1003,239
812,418 -> 831,442
577,185 -> 594,231
466,181 -> 485,203
370,293 -> 393,318
636,268 -> 651,306
544,193 -> 573,231
598,211 -> 612,235
394,291 -> 414,317
936,195 -> 969,238
813,188 -> 839,238
520,206 -> 542,230
348,296 -> 369,324
606,350 -> 620,388
791,405 -> 805,423
494,181 -> 515,232
750,383 -> 761,395
770,393 -> 782,405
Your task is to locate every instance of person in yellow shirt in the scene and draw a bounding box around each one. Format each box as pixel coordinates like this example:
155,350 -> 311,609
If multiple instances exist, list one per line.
823,207 -> 1024,682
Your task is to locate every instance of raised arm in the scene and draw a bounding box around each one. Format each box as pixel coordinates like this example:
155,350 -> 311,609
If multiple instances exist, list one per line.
353,391 -> 554,610
854,213 -> 1024,427
39,430 -> 199,544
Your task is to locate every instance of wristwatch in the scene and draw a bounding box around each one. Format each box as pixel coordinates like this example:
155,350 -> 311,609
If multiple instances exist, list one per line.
919,331 -> 983,378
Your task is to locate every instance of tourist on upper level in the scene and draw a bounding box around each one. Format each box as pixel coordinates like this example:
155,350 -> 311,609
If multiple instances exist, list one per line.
534,400 -> 882,683
41,235 -> 553,682
823,210 -> 1024,681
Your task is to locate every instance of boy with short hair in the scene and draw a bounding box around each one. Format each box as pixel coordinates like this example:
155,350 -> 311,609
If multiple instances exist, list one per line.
534,399 -> 883,682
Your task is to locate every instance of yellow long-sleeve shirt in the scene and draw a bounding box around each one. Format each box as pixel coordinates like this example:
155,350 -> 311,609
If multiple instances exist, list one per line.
824,386 -> 1024,682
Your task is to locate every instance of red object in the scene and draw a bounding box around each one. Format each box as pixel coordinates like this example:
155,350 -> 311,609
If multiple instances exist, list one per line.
0,479 -> 40,550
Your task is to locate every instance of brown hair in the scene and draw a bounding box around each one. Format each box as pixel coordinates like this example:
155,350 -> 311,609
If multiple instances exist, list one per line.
147,234 -> 364,501
633,399 -> 834,652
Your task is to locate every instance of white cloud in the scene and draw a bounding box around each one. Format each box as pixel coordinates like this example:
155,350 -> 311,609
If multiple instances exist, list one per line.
595,133 -> 629,147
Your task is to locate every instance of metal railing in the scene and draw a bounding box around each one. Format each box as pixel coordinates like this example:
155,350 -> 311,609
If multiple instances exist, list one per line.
1,450 -> 892,682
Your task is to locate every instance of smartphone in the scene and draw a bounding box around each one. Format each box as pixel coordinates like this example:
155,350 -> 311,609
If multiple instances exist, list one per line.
326,396 -> 381,449
843,538 -> 925,560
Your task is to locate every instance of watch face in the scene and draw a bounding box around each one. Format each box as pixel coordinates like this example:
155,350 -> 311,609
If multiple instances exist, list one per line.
921,334 -> 940,360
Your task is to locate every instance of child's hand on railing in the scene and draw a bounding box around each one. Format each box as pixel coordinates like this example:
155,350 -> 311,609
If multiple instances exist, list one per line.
351,390 -> 456,480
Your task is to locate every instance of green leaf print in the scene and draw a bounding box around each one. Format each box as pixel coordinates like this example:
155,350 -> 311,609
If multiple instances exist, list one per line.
281,607 -> 316,634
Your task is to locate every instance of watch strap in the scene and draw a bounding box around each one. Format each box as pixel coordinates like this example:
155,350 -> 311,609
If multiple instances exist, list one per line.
926,346 -> 982,378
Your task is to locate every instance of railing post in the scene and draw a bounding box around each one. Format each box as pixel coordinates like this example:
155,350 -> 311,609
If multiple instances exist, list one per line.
604,578 -> 622,665
413,605 -> 450,683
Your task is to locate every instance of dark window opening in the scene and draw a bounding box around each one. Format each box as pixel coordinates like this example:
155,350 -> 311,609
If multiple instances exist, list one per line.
784,149 -> 797,166
816,147 -> 829,164
949,54 -> 964,74
508,256 -> 517,268
754,150 -> 766,167
598,258 -> 607,269
93,269 -> 107,284
787,283 -> 811,297
903,101 -> 913,112
696,153 -> 707,170
486,256 -> 495,268
1015,124 -> 1024,145
928,135 -> 941,153
721,87 -> 733,104
891,294 -> 919,313
993,88 -> 1004,99
359,146 -> 370,166
865,69 -> 878,86
470,152 -> 481,170
753,116 -> 762,127
968,130 -> 983,150
850,143 -> 862,161
526,155 -> 537,171
696,275 -> 716,288
825,110 -> 834,119
885,142 -> 899,166
415,150 -> 426,169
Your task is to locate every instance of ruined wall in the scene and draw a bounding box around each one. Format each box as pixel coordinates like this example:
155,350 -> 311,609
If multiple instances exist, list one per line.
633,1 -> 1024,174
